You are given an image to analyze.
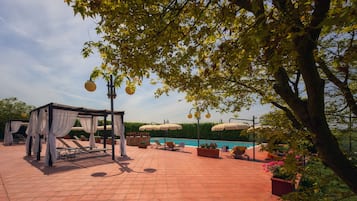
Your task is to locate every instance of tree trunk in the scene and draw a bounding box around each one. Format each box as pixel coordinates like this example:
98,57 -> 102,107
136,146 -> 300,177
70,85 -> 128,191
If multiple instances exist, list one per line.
274,68 -> 357,194
273,33 -> 357,193
312,119 -> 357,194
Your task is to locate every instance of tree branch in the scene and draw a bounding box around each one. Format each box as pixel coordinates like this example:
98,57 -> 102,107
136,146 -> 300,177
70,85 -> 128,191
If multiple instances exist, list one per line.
288,70 -> 301,98
309,0 -> 331,41
273,67 -> 311,127
224,72 -> 304,129
229,0 -> 252,13
317,58 -> 357,116
294,70 -> 301,98
270,101 -> 303,129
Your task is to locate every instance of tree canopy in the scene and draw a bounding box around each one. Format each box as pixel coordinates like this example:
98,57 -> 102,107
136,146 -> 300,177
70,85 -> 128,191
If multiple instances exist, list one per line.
65,0 -> 357,193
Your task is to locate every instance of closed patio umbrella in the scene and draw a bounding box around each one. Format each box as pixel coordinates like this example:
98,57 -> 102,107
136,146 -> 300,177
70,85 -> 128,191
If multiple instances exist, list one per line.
158,123 -> 182,131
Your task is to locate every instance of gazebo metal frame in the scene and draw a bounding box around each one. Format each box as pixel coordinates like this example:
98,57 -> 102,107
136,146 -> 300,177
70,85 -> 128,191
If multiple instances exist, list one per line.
27,102 -> 124,166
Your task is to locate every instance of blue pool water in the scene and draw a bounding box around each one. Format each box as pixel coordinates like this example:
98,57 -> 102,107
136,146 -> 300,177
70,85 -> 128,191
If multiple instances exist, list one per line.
150,137 -> 253,150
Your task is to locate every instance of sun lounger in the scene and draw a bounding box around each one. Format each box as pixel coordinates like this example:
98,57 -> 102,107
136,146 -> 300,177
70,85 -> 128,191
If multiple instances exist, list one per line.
13,134 -> 26,144
74,135 -> 89,141
72,137 -> 92,149
57,138 -> 72,148
165,142 -> 179,151
176,142 -> 185,150
57,138 -> 82,151
152,140 -> 164,149
56,138 -> 80,159
231,146 -> 250,160
72,140 -> 109,153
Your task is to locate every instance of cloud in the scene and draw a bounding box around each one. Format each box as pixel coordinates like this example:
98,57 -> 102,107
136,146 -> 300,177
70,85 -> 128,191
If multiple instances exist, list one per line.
0,0 -> 272,124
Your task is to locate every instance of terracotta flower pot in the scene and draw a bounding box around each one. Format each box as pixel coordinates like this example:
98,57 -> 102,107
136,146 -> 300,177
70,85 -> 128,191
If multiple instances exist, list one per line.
106,139 -> 116,144
271,177 -> 295,196
197,148 -> 220,158
138,143 -> 147,148
95,137 -> 101,143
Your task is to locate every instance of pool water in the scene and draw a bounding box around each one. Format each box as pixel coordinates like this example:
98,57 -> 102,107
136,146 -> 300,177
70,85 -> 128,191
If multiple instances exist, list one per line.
150,137 -> 254,150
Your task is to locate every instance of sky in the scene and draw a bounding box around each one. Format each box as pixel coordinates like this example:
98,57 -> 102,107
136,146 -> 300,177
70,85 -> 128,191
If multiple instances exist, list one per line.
0,0 -> 272,124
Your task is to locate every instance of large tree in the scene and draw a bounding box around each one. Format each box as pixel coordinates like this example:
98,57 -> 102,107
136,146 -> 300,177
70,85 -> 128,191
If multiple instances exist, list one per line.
65,0 -> 357,193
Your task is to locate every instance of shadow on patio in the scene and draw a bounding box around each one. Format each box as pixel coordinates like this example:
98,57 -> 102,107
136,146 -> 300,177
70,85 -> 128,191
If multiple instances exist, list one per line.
23,153 -> 115,175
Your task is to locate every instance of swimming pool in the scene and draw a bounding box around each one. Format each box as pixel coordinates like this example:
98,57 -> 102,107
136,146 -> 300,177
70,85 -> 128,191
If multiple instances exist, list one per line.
150,137 -> 254,150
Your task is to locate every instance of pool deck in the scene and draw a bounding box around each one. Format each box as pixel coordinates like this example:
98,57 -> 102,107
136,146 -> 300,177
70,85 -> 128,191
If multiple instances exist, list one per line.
0,140 -> 280,201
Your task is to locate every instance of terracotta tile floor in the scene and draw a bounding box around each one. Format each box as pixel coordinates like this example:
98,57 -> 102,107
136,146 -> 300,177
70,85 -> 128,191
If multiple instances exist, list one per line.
0,140 -> 280,201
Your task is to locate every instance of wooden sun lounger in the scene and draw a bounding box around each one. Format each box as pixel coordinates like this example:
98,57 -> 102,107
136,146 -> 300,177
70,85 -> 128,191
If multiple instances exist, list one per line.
74,135 -> 89,141
57,138 -> 80,152
57,138 -> 75,149
165,142 -> 180,151
231,146 -> 250,160
56,138 -> 80,159
72,140 -> 109,153
153,140 -> 164,149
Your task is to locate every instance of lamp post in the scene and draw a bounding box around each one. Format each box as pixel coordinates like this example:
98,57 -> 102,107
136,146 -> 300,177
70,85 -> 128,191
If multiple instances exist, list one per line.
85,74 -> 116,160
187,107 -> 211,147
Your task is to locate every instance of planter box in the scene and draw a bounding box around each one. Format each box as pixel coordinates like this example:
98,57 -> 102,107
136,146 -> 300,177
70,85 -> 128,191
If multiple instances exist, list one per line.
105,139 -> 117,145
126,136 -> 150,146
197,148 -> 220,158
271,177 -> 295,196
138,143 -> 147,149
95,137 -> 101,143
63,135 -> 71,139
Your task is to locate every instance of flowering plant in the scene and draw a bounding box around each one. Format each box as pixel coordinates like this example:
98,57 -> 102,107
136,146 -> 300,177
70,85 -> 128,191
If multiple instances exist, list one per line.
200,143 -> 217,149
263,161 -> 294,180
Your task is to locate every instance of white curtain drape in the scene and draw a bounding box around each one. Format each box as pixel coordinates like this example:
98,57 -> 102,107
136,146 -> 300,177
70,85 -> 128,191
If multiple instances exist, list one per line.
26,112 -> 38,155
33,108 -> 48,155
4,121 -> 23,145
3,123 -> 11,145
45,109 -> 78,166
114,115 -> 126,156
79,116 -> 98,148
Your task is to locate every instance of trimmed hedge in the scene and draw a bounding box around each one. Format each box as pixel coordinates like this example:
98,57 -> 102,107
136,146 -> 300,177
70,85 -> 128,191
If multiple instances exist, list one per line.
124,122 -> 250,141
66,122 -> 250,142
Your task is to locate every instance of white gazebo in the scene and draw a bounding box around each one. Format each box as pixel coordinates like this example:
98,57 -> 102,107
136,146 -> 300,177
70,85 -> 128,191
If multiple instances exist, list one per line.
3,120 -> 28,145
25,103 -> 125,167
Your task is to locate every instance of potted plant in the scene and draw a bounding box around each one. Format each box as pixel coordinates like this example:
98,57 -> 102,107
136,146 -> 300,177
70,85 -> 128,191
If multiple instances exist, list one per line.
94,136 -> 101,143
197,143 -> 219,158
106,137 -> 117,144
263,161 -> 295,196
138,141 -> 147,148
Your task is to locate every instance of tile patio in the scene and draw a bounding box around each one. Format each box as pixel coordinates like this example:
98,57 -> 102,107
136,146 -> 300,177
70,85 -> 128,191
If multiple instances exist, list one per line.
0,140 -> 280,201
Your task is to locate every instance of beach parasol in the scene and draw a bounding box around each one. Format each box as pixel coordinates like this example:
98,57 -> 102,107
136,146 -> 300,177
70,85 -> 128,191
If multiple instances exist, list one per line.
158,123 -> 182,131
211,122 -> 250,131
247,125 -> 274,133
138,124 -> 161,131
211,122 -> 250,153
